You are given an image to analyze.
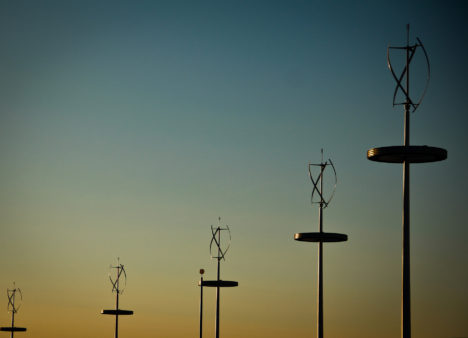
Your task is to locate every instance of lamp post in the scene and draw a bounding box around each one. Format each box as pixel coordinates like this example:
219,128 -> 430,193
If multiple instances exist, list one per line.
199,268 -> 204,338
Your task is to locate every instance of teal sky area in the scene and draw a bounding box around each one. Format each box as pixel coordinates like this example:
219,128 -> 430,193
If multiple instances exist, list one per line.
0,1 -> 467,337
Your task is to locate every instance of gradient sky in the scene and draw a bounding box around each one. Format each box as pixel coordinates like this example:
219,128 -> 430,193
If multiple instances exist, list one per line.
0,1 -> 467,337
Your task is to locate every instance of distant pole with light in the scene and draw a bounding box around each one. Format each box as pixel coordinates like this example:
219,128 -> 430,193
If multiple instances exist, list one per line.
0,284 -> 26,338
101,258 -> 134,338
199,268 -> 205,338
367,25 -> 447,338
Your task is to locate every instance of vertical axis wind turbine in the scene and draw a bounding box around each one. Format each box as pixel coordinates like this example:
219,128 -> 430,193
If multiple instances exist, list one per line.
0,284 -> 26,338
101,259 -> 134,338
198,218 -> 238,338
294,151 -> 347,338
367,25 -> 447,338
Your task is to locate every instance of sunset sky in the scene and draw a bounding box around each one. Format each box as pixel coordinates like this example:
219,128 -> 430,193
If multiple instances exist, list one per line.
0,1 -> 467,337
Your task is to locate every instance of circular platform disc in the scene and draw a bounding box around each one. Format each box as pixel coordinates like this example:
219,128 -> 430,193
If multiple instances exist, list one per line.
101,309 -> 134,315
198,280 -> 238,287
294,232 -> 348,242
0,327 -> 27,332
367,146 -> 447,163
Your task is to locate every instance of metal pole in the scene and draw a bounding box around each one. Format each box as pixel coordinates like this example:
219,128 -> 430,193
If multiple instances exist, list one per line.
115,266 -> 120,338
402,23 -> 411,338
317,164 -> 324,338
402,107 -> 411,338
10,308 -> 14,338
215,229 -> 221,338
199,275 -> 203,338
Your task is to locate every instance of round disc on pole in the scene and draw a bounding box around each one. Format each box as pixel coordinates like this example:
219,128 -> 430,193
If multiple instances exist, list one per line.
294,232 -> 348,242
101,309 -> 134,315
0,327 -> 27,332
198,280 -> 238,287
367,146 -> 447,163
